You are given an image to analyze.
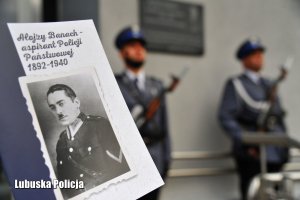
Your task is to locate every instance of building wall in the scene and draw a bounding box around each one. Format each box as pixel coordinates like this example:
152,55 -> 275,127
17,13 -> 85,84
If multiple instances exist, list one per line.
100,0 -> 300,199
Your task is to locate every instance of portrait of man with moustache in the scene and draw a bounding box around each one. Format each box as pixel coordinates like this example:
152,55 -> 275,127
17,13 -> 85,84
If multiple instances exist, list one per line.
18,69 -> 134,199
45,83 -> 129,199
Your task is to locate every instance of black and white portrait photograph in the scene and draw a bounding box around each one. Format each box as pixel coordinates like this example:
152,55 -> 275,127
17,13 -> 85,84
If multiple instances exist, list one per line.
19,68 -> 133,200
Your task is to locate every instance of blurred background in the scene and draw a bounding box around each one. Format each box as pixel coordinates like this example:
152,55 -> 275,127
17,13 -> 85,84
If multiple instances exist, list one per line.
1,0 -> 300,199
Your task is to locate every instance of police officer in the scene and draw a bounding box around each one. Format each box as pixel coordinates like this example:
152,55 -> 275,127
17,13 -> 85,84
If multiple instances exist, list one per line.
218,38 -> 289,200
115,26 -> 171,200
47,84 -> 129,198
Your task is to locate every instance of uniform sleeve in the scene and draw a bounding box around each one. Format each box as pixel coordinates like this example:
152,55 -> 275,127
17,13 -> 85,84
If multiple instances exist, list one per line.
100,119 -> 124,164
218,79 -> 243,145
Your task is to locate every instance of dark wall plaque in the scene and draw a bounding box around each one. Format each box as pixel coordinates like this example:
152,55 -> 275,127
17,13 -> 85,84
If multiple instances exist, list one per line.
58,0 -> 99,31
140,0 -> 204,55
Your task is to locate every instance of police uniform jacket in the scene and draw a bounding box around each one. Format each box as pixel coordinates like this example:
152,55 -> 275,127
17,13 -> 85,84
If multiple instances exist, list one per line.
218,73 -> 289,164
115,72 -> 171,176
56,113 -> 129,198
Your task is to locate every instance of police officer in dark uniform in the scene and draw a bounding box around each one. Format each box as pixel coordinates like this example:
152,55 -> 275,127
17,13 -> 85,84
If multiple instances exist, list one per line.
218,38 -> 289,200
114,26 -> 171,200
47,84 -> 129,199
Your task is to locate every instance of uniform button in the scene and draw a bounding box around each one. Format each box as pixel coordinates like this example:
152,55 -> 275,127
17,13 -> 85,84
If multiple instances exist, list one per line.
88,147 -> 92,155
87,116 -> 90,119
80,174 -> 84,178
69,148 -> 73,153
59,161 -> 63,165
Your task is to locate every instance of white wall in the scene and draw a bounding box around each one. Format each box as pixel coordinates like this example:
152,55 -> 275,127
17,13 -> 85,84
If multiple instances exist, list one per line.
100,0 -> 300,199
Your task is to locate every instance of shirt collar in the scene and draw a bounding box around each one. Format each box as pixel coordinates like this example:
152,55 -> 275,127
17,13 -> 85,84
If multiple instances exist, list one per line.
125,69 -> 146,90
244,69 -> 261,84
66,113 -> 84,140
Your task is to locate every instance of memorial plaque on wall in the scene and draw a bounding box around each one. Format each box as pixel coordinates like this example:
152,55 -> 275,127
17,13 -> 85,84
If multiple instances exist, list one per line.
140,0 -> 204,55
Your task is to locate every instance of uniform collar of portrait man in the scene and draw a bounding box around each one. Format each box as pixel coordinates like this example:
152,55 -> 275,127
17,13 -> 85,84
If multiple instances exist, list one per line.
244,69 -> 262,85
125,68 -> 146,91
66,112 -> 86,140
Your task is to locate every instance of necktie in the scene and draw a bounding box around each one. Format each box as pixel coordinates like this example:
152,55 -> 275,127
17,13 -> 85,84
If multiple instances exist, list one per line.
133,78 -> 139,90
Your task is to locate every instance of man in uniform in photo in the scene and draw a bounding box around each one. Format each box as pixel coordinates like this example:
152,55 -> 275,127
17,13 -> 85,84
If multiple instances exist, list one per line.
115,26 -> 171,200
218,38 -> 289,200
46,84 -> 129,198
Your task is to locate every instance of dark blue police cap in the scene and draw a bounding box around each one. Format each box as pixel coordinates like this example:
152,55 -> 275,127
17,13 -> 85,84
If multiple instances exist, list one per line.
115,25 -> 146,49
236,38 -> 266,60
